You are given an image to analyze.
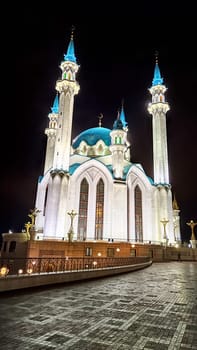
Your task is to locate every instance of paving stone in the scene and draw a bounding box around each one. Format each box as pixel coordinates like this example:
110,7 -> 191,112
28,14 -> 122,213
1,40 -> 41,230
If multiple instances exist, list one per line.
0,262 -> 197,349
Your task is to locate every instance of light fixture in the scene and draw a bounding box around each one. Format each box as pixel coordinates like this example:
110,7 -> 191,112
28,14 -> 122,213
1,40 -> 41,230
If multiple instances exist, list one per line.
0,266 -> 9,277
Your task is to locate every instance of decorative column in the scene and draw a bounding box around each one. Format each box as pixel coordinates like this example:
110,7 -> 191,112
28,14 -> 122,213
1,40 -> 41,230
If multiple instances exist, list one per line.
187,220 -> 197,248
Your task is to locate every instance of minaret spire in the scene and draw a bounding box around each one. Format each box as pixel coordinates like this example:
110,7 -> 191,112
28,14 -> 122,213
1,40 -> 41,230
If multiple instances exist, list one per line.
152,51 -> 163,86
64,25 -> 76,63
51,93 -> 59,113
119,99 -> 128,131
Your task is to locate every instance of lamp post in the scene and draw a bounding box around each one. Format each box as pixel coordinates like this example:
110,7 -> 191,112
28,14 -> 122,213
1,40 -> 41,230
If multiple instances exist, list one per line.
67,210 -> 77,242
28,208 -> 41,240
160,218 -> 169,247
186,220 -> 197,248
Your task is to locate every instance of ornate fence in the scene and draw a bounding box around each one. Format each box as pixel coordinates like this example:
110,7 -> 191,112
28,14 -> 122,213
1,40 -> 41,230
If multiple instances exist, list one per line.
0,256 -> 151,277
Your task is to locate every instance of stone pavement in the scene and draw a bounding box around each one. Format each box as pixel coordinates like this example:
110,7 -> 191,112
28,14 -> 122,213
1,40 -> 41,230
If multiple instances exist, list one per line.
0,262 -> 197,350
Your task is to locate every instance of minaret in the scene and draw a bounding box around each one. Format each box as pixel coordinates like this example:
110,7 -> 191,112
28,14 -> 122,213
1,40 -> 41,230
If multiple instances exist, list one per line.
148,55 -> 174,243
148,55 -> 170,184
44,94 -> 59,174
43,29 -> 80,236
110,106 -> 129,179
53,28 -> 80,171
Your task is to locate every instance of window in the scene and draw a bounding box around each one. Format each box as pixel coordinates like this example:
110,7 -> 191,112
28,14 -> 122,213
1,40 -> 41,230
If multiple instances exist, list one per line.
3,242 -> 7,252
130,249 -> 136,257
85,247 -> 92,256
9,241 -> 16,252
115,136 -> 121,144
78,179 -> 89,240
135,185 -> 143,242
43,185 -> 48,216
95,179 -> 104,240
107,248 -> 114,257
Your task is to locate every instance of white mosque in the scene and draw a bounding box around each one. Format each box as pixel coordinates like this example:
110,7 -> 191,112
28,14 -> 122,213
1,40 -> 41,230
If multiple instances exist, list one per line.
34,32 -> 181,245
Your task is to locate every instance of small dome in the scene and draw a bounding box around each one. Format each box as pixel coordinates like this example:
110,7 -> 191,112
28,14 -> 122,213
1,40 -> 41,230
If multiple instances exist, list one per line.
72,127 -> 111,148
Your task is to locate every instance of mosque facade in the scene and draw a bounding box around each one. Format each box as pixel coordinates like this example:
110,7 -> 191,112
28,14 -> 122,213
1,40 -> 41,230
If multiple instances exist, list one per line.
34,33 -> 181,245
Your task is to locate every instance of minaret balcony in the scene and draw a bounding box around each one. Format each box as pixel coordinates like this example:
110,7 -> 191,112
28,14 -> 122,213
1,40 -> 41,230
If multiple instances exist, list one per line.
148,102 -> 170,114
60,60 -> 79,74
45,128 -> 57,137
56,79 -> 80,95
110,144 -> 126,152
149,85 -> 167,95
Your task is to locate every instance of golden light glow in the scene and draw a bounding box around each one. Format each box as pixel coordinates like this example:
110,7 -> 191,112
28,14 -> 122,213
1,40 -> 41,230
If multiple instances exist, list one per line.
0,266 -> 9,277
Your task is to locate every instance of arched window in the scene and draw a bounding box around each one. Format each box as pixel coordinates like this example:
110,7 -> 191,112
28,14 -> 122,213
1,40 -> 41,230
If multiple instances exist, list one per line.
95,179 -> 104,240
78,179 -> 89,240
135,185 -> 143,242
9,241 -> 16,252
97,143 -> 103,154
43,185 -> 48,216
115,136 -> 121,144
67,71 -> 72,80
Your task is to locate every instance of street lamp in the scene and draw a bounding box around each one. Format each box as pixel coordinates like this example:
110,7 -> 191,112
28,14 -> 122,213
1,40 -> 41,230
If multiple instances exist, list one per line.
67,210 -> 77,242
160,218 -> 169,247
186,220 -> 197,248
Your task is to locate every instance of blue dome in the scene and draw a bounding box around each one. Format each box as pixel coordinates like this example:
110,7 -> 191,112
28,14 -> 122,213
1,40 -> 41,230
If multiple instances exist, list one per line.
72,127 -> 111,148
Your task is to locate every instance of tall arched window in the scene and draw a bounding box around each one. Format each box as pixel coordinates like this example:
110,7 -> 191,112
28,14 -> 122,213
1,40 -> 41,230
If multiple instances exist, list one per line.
95,179 -> 104,240
78,179 -> 89,240
135,185 -> 143,242
43,185 -> 48,216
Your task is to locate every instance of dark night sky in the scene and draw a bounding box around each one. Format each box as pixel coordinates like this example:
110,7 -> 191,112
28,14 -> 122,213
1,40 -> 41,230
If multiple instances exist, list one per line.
1,3 -> 197,243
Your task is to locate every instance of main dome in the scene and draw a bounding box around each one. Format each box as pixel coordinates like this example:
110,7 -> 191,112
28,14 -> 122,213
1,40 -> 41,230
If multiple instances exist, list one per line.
72,127 -> 111,148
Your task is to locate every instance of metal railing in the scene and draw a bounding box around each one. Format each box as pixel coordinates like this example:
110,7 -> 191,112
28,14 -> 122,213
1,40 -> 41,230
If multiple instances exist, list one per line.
0,256 -> 151,277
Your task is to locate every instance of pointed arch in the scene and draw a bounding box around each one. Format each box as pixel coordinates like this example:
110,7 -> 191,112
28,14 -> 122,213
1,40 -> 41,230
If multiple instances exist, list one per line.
43,185 -> 48,216
77,178 -> 89,240
135,185 -> 143,242
95,178 -> 104,240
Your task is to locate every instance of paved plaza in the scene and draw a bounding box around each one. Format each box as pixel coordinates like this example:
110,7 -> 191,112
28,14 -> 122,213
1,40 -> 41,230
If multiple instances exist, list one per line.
0,262 -> 197,350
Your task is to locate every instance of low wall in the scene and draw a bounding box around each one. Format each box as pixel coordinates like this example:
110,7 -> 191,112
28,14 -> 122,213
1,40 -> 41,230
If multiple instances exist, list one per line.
0,260 -> 152,292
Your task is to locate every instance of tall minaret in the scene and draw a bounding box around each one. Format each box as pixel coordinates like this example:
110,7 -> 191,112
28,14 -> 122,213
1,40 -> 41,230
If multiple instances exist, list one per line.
44,94 -> 59,174
148,55 -> 170,184
148,55 -> 174,243
43,30 -> 80,236
53,28 -> 80,171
